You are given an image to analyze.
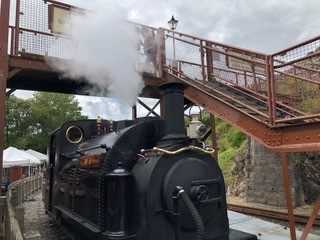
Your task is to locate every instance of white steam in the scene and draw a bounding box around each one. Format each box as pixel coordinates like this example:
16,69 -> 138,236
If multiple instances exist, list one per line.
47,1 -> 143,107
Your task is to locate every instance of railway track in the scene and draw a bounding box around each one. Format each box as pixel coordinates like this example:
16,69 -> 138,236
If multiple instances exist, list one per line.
228,203 -> 320,226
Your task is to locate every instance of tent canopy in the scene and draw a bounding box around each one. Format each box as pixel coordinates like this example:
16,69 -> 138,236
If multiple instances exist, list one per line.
3,147 -> 41,168
26,149 -> 47,162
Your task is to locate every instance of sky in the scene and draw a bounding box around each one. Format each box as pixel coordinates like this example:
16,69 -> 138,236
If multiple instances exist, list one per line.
10,0 -> 320,120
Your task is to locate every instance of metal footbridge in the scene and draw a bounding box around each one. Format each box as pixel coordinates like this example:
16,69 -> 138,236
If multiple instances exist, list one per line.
1,1 -> 320,239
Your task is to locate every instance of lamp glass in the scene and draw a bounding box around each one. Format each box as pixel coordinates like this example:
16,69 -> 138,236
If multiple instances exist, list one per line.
168,15 -> 178,30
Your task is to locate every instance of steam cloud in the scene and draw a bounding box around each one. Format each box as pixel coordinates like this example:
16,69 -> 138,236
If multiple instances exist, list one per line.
47,1 -> 144,107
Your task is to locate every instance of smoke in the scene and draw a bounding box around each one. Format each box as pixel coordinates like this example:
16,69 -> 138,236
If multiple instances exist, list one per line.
46,1 -> 144,107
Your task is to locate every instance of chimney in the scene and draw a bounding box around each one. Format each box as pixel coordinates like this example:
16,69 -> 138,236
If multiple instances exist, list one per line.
160,82 -> 188,141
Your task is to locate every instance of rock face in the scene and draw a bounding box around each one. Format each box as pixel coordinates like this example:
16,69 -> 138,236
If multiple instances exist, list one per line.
298,152 -> 320,204
231,137 -> 320,207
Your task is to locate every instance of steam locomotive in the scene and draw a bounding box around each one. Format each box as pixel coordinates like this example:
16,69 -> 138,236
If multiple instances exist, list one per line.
44,82 -> 257,240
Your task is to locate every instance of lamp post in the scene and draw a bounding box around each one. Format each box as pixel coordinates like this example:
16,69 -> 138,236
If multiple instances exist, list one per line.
167,15 -> 178,60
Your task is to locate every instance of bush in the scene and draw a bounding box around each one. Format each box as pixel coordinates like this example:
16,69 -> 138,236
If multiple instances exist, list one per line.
218,148 -> 236,186
227,129 -> 246,148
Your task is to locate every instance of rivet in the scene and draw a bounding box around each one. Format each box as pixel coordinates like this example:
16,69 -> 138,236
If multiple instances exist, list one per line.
286,138 -> 289,140
296,137 -> 299,140
307,136 -> 310,139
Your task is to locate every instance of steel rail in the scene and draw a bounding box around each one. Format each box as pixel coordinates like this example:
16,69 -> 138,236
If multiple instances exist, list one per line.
227,203 -> 320,226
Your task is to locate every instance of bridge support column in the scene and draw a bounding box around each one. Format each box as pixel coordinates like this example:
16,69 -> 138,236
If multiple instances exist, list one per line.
281,152 -> 297,240
0,0 -> 11,192
300,197 -> 320,240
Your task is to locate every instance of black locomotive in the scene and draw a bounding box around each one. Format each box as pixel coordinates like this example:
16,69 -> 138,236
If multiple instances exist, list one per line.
44,82 -> 257,240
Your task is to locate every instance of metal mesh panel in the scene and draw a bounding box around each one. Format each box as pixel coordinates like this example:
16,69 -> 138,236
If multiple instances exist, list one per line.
132,24 -> 158,74
273,38 -> 320,116
20,0 -> 49,33
164,29 -> 268,93
17,0 -> 75,58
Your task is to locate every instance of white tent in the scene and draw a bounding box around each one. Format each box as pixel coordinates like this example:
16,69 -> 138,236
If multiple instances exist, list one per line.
3,147 -> 41,168
26,149 -> 47,163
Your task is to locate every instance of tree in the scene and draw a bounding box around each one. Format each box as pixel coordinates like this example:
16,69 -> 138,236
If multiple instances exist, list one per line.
5,92 -> 88,153
5,96 -> 32,149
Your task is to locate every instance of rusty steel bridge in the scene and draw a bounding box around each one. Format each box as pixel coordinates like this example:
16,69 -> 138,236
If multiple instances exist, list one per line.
1,0 -> 320,239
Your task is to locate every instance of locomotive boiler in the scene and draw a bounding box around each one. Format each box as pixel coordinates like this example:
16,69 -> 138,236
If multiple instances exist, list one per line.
44,82 -> 257,240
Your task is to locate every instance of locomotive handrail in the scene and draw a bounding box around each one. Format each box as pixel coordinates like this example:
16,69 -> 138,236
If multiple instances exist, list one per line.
141,146 -> 215,156
62,144 -> 110,157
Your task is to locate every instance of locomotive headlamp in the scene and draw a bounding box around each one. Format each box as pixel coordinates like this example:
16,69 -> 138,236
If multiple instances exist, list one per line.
187,113 -> 207,139
66,125 -> 83,143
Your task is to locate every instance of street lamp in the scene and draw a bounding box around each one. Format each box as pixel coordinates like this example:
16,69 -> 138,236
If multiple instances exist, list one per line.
167,15 -> 178,60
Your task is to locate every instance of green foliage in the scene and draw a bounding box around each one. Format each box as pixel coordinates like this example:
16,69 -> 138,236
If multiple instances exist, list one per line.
218,148 -> 236,186
227,128 -> 246,148
296,81 -> 320,114
5,92 -> 88,153
277,76 -> 320,114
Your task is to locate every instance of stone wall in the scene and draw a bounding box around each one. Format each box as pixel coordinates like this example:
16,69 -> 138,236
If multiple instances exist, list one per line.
242,137 -> 305,207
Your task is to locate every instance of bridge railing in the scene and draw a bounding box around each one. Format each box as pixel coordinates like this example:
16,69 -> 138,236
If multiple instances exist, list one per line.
272,36 -> 320,123
162,27 -> 320,125
162,28 -> 274,122
0,176 -> 43,240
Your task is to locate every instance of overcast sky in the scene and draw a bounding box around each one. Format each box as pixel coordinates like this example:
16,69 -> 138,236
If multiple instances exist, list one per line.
12,0 -> 320,120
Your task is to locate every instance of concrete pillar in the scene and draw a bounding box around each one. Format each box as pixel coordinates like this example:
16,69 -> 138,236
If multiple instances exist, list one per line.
14,204 -> 25,234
